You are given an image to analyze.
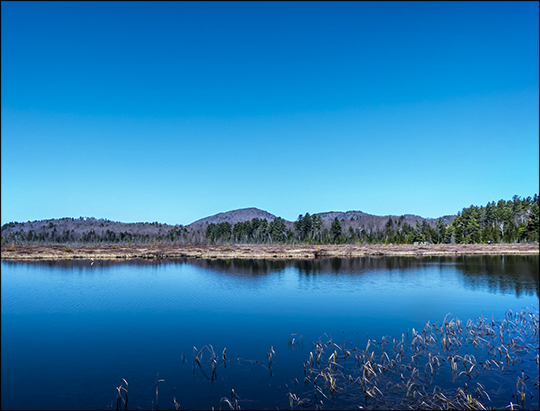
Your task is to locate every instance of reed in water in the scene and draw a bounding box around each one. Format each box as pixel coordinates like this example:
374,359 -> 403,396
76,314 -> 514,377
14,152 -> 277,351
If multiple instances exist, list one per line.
116,307 -> 538,410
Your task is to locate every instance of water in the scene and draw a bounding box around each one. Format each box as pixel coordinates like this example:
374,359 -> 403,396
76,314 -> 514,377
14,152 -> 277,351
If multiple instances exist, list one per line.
1,255 -> 538,410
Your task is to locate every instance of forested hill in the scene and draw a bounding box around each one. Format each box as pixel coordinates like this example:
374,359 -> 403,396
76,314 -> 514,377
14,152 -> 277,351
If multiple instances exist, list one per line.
1,194 -> 538,245
1,208 -> 445,244
313,211 -> 455,231
0,217 -> 185,245
187,207 -> 278,229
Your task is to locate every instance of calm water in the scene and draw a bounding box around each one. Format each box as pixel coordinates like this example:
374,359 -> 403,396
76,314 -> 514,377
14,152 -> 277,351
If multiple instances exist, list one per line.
1,255 -> 538,410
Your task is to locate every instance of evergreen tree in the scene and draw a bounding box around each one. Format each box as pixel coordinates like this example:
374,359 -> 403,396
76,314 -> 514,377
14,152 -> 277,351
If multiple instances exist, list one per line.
330,217 -> 342,243
436,218 -> 446,244
312,214 -> 323,242
302,213 -> 313,241
269,217 -> 288,243
385,217 -> 394,242
525,196 -> 539,242
294,214 -> 304,240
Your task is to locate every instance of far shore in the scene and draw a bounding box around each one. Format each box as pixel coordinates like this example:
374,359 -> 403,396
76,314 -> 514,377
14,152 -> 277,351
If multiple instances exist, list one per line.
1,243 -> 538,261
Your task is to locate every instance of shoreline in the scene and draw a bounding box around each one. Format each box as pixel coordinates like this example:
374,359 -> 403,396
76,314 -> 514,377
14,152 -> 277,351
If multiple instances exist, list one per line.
1,243 -> 538,261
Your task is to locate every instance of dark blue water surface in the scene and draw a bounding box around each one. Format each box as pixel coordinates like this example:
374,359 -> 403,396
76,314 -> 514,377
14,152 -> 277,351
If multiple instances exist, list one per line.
1,255 -> 538,410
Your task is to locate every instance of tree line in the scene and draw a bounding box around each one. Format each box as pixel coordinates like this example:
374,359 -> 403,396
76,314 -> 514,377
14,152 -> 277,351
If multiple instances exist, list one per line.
1,225 -> 190,246
445,194 -> 538,244
2,194 -> 538,246
205,194 -> 538,245
205,217 -> 291,244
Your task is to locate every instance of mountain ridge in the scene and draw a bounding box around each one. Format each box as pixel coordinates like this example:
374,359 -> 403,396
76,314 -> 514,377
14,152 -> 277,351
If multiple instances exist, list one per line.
4,193 -> 538,244
1,207 -> 455,240
187,207 -> 278,229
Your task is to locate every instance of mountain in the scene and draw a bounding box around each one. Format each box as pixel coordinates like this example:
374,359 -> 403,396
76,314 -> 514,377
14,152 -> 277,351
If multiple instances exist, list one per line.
313,211 -> 455,232
1,208 -> 455,243
186,207 -> 279,230
0,217 -> 181,238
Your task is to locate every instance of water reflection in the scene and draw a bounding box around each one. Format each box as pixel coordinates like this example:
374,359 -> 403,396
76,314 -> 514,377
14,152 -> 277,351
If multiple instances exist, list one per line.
1,258 -> 176,270
191,256 -> 539,298
4,255 -> 538,298
194,258 -> 288,276
455,255 -> 539,298
293,256 -> 445,275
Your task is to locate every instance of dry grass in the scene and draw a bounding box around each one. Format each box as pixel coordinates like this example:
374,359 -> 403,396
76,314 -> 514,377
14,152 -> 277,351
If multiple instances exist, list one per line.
115,307 -> 539,410
291,307 -> 539,410
1,243 -> 538,261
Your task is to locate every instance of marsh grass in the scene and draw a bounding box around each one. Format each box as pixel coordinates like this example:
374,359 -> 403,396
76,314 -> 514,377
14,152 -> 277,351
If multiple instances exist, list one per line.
220,388 -> 241,410
267,345 -> 276,377
293,307 -> 539,410
115,378 -> 128,410
115,307 -> 538,410
153,373 -> 164,410
193,344 -> 219,381
288,334 -> 304,350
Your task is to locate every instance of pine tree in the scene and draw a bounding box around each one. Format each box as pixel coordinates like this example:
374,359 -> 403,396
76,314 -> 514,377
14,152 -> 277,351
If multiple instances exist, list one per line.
330,217 -> 342,243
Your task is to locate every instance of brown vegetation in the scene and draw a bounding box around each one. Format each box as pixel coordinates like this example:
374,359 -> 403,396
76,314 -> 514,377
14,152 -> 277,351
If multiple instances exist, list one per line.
1,243 -> 538,261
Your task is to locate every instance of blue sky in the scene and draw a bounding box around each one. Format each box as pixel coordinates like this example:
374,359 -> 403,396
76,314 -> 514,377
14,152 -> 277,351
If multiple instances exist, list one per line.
2,1 -> 539,226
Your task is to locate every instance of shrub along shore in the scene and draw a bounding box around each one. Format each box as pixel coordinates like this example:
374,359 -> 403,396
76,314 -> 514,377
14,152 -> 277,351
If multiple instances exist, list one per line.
1,243 -> 538,261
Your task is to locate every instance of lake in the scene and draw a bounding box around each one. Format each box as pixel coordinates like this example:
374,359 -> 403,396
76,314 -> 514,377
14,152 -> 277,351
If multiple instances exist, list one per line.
1,255 -> 538,410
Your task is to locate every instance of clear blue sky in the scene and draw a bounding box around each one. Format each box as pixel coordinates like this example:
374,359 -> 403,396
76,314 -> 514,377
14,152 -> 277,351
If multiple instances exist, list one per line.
2,1 -> 539,226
